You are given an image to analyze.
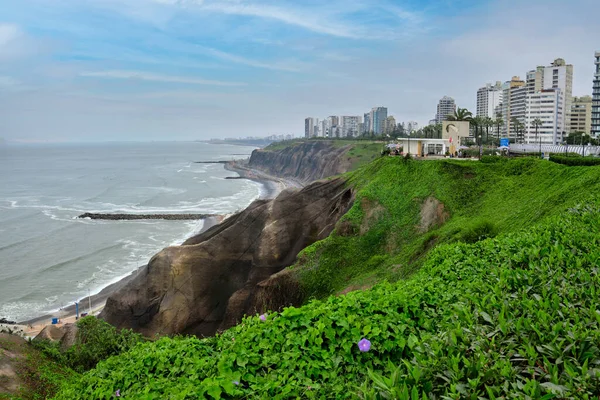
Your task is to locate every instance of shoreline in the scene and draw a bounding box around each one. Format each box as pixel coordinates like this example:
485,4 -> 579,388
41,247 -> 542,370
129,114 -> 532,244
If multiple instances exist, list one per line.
225,160 -> 303,196
5,164 -> 296,338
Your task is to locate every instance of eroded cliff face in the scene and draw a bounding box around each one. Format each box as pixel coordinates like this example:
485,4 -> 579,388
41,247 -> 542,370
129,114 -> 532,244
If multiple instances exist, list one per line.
100,178 -> 354,337
248,141 -> 351,183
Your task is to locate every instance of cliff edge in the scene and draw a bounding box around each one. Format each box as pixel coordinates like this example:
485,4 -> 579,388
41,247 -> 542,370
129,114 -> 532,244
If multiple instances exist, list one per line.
99,178 -> 354,337
248,141 -> 353,183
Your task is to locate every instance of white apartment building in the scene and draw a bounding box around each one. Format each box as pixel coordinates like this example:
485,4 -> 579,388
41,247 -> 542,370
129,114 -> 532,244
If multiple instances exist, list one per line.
341,116 -> 360,138
320,119 -> 329,138
593,51 -> 600,137
526,58 -> 573,135
476,82 -> 503,118
525,89 -> 565,145
304,117 -> 315,138
500,77 -> 527,140
436,96 -> 456,123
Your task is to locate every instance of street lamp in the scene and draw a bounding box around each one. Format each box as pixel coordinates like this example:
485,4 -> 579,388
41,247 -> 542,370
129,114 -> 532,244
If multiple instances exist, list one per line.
478,135 -> 482,160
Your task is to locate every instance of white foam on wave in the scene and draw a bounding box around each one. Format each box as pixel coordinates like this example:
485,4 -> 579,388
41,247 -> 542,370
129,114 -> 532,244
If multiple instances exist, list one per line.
1,170 -> 266,322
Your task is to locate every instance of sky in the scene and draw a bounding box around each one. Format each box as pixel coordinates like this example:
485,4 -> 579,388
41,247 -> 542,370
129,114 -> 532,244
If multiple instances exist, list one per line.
0,0 -> 599,143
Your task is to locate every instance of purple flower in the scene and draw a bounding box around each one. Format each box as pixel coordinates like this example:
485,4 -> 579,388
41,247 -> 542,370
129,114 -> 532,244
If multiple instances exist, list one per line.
358,338 -> 371,352
114,389 -> 121,397
259,314 -> 267,321
233,380 -> 240,386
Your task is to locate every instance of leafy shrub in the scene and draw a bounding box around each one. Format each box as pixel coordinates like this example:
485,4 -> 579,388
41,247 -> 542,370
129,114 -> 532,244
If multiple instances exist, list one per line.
54,205 -> 600,399
549,154 -> 600,166
34,316 -> 144,374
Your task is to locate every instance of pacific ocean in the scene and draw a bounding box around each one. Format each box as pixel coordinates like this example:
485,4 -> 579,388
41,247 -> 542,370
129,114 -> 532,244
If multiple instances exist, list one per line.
0,141 -> 262,322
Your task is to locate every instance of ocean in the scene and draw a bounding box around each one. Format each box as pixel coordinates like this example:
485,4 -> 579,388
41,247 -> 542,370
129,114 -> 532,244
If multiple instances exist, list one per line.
0,142 -> 262,322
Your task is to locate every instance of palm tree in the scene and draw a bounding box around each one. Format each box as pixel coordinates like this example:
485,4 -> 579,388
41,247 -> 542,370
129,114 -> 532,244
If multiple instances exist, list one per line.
446,107 -> 473,122
434,123 -> 442,139
494,114 -> 504,144
531,118 -> 543,157
511,118 -> 525,144
483,117 -> 493,144
471,116 -> 483,144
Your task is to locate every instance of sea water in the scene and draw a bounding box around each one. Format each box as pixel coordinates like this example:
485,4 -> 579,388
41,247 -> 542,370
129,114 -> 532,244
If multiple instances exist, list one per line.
0,142 -> 262,322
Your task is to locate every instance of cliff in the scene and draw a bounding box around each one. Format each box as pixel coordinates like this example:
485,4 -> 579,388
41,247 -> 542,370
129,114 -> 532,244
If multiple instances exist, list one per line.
99,178 -> 354,337
248,141 -> 352,183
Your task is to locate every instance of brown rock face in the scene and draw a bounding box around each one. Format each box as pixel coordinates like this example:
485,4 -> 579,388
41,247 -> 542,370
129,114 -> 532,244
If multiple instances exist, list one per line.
418,197 -> 449,233
248,141 -> 352,183
99,178 -> 354,337
34,325 -> 66,342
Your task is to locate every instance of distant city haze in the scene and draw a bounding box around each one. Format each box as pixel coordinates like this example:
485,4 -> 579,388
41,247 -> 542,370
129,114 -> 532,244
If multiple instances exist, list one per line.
0,0 -> 598,142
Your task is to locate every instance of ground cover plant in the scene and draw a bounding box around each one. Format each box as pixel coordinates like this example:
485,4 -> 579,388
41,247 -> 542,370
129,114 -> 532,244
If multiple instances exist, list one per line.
33,316 -> 144,374
52,201 -> 600,399
549,154 -> 600,166
46,157 -> 600,398
295,157 -> 600,299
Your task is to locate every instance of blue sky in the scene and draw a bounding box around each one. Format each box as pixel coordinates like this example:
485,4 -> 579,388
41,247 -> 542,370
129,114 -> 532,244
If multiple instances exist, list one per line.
0,0 -> 598,142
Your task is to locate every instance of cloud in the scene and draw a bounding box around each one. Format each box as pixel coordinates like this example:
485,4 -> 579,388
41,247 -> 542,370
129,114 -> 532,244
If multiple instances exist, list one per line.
0,23 -> 21,47
79,70 -> 246,86
0,76 -> 20,87
198,46 -> 305,72
199,2 -> 359,39
141,0 -> 422,40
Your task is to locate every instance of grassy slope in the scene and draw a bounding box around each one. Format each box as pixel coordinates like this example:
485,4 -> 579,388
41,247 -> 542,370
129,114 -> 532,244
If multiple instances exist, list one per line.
52,158 -> 600,399
263,139 -> 383,171
295,157 -> 600,299
0,334 -> 74,400
54,198 -> 600,399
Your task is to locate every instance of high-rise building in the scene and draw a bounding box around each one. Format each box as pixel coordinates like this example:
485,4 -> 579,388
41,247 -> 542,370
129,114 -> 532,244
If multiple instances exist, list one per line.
436,96 -> 456,124
384,116 -> 397,134
341,116 -> 361,138
570,96 -> 593,135
593,51 -> 600,138
363,113 -> 371,133
327,116 -> 339,137
313,118 -> 320,137
304,117 -> 314,138
501,76 -> 526,139
526,58 -> 573,135
320,119 -> 329,138
370,107 -> 388,135
406,121 -> 419,133
477,82 -> 503,119
525,89 -> 565,145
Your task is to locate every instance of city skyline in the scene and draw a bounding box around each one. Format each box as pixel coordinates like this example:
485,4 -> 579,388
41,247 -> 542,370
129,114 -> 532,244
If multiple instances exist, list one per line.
0,0 -> 599,143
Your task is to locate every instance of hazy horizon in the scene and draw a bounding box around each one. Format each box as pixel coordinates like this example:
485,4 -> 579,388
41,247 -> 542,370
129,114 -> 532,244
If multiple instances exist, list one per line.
1,0 -> 599,143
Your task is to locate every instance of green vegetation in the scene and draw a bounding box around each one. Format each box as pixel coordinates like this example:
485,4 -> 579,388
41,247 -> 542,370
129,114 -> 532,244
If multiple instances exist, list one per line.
549,154 -> 600,166
53,203 -> 600,399
20,156 -> 600,398
33,317 -> 144,374
264,139 -> 385,171
295,157 -> 600,299
0,334 -> 74,400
